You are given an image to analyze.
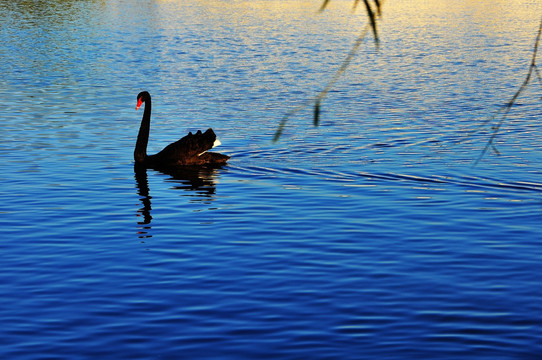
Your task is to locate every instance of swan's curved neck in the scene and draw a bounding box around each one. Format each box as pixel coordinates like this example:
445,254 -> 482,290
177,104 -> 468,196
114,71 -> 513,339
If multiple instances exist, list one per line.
134,97 -> 151,163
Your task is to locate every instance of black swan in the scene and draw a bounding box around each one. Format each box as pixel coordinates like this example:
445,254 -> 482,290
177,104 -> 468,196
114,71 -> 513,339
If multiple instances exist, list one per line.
134,91 -> 229,168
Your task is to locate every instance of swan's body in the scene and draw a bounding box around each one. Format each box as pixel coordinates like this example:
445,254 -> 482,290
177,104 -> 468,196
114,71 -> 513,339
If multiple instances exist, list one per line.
134,91 -> 229,168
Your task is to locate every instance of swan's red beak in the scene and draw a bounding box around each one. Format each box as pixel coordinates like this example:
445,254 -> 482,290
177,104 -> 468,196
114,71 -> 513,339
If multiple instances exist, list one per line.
136,98 -> 143,110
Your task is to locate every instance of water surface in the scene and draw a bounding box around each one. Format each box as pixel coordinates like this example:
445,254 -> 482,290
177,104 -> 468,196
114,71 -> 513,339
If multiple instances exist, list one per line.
1,1 -> 542,359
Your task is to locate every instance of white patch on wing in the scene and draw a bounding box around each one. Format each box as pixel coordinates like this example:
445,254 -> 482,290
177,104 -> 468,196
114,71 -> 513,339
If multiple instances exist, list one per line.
198,138 -> 222,156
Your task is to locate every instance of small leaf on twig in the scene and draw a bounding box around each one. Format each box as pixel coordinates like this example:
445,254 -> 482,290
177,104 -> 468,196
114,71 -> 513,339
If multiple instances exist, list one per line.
373,0 -> 382,15
362,0 -> 379,46
314,101 -> 321,126
319,0 -> 331,12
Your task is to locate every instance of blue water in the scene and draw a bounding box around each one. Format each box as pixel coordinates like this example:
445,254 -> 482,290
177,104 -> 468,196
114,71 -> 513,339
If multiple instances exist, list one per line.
2,1 -> 542,358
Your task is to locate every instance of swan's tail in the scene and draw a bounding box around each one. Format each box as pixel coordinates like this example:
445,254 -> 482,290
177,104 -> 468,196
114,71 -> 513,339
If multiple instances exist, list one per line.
198,133 -> 222,156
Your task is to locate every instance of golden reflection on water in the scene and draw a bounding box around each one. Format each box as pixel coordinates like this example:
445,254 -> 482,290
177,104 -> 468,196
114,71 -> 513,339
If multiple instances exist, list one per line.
397,1 -> 540,41
96,0 -> 541,64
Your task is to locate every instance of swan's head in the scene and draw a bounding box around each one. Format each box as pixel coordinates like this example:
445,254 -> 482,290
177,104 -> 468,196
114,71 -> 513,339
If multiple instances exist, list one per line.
136,91 -> 150,110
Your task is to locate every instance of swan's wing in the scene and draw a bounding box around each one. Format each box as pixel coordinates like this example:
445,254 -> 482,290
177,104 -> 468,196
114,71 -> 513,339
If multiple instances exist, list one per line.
155,128 -> 219,161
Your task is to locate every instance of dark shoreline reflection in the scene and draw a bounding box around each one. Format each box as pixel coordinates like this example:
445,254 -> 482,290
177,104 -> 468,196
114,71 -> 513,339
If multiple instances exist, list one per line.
134,163 -> 226,239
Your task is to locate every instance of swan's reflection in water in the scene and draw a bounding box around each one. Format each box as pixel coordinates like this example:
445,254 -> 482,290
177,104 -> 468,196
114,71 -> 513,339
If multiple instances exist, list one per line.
134,163 -> 225,239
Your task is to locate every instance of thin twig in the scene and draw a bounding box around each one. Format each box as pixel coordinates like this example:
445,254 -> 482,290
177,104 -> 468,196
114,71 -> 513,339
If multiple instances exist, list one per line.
474,17 -> 542,165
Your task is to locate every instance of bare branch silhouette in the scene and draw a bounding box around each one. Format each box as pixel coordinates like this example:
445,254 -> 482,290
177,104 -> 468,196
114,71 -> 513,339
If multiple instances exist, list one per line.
274,0 -> 383,141
474,17 -> 542,165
